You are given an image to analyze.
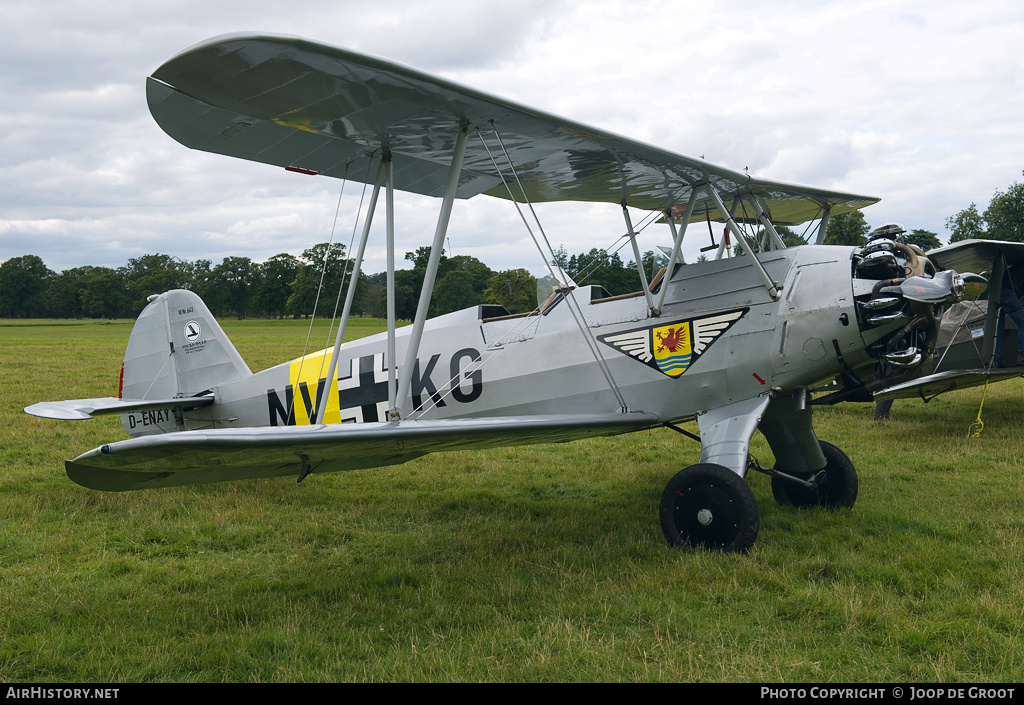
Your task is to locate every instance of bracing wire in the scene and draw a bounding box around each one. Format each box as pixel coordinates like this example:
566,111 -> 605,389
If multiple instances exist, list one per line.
409,207 -> 688,420
318,170 -> 358,374
409,184 -> 697,420
476,124 -> 628,410
530,186 -> 688,298
316,157 -> 377,385
286,164 -> 350,423
797,206 -> 825,244
473,127 -> 565,287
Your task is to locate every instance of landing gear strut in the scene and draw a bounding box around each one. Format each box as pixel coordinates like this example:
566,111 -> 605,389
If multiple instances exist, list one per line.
771,440 -> 858,509
659,463 -> 759,553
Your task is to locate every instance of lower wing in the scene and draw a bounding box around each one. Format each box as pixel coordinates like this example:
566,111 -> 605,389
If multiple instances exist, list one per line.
874,368 -> 1024,401
65,412 -> 659,491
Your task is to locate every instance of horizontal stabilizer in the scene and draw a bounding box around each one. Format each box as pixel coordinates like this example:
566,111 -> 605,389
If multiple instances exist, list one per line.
874,368 -> 1024,401
25,396 -> 214,421
65,412 -> 659,491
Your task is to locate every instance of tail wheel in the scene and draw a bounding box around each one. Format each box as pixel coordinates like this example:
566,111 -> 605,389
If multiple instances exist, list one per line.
660,463 -> 760,553
771,440 -> 858,509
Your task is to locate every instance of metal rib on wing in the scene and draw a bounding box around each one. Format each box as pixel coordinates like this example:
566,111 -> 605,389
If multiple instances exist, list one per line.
148,33 -> 877,221
65,412 -> 659,491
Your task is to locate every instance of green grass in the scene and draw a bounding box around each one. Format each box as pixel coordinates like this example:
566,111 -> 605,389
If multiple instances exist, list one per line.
2,318 -> 1024,681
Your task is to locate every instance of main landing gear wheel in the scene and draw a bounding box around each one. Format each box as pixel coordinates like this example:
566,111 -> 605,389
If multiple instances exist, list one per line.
771,440 -> 858,509
660,463 -> 760,553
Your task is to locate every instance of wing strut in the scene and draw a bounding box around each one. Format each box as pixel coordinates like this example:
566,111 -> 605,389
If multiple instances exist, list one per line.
653,188 -> 700,316
477,123 -> 628,411
814,205 -> 832,245
705,185 -> 781,300
931,300 -> 986,374
748,194 -> 787,251
396,126 -> 470,419
385,153 -> 398,420
621,205 -> 655,314
981,254 -> 1006,368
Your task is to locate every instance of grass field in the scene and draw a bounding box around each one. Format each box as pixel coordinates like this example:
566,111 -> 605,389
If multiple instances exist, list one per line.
2,317 -> 1024,682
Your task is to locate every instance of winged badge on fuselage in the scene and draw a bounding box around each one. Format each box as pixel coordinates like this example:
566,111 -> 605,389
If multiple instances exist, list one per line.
599,310 -> 746,378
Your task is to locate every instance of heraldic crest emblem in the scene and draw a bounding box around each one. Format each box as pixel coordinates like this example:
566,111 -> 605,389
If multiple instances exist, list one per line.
597,308 -> 747,378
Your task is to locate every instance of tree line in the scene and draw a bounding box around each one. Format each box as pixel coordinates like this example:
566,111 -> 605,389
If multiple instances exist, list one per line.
945,171 -> 1024,244
794,170 -> 1023,251
4,172 -> 1020,321
0,242 -> 663,321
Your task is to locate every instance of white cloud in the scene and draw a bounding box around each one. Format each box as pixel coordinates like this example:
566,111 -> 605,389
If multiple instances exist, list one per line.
2,0 -> 1024,276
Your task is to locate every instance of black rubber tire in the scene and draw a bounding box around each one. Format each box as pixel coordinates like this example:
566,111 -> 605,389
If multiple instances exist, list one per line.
660,463 -> 760,553
771,440 -> 858,509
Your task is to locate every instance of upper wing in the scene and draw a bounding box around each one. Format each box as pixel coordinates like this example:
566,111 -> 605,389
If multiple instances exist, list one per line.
147,33 -> 877,223
65,412 -> 658,491
927,239 -> 1024,275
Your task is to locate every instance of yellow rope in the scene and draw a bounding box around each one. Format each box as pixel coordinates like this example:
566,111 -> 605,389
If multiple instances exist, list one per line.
968,377 -> 991,437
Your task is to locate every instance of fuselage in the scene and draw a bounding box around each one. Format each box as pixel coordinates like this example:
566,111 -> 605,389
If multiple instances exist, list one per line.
122,245 -> 886,437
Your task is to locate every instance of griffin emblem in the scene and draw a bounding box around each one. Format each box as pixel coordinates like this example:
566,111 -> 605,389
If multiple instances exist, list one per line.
598,309 -> 746,378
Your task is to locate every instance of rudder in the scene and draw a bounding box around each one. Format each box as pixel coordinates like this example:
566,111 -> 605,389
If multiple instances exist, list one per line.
121,289 -> 252,402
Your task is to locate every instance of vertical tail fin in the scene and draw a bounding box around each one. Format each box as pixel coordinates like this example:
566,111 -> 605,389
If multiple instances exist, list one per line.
121,289 -> 251,401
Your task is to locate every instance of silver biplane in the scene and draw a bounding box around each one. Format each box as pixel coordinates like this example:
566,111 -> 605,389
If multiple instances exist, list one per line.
26,33 -> 977,552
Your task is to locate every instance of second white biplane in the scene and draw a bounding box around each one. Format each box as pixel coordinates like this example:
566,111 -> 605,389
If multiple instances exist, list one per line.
26,33 -> 979,552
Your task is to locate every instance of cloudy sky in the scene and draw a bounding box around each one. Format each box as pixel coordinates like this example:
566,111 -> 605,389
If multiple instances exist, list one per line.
2,0 -> 1022,277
